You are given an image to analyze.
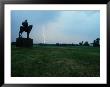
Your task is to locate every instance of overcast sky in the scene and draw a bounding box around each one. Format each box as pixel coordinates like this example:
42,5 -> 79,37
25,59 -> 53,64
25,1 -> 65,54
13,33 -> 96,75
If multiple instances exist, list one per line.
11,10 -> 100,44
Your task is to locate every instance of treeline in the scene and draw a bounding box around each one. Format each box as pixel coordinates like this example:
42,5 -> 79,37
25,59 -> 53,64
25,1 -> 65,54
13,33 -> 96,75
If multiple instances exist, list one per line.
33,43 -> 80,46
35,38 -> 100,47
78,38 -> 100,47
37,38 -> 100,47
11,38 -> 100,47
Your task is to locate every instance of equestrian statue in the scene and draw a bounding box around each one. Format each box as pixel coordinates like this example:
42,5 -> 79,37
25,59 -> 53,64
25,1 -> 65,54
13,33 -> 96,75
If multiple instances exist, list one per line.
19,20 -> 33,39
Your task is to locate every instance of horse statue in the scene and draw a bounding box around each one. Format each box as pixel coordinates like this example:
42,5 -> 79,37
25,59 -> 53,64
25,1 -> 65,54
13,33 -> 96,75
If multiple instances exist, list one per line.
19,20 -> 33,39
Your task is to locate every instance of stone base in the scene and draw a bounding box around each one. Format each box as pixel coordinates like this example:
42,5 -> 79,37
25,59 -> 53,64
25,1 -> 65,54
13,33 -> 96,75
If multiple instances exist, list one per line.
16,38 -> 33,47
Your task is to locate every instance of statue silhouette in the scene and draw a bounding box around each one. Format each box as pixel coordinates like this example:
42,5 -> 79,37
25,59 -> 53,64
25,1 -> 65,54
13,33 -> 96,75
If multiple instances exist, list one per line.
19,20 -> 33,39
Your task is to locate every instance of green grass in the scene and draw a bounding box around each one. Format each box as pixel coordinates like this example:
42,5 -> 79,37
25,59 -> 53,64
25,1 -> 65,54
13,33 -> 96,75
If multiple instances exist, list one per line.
11,45 -> 100,77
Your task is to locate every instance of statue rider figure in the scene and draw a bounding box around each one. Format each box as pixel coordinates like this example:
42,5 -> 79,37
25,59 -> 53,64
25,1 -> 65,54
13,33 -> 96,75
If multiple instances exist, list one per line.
19,20 -> 33,39
22,20 -> 28,29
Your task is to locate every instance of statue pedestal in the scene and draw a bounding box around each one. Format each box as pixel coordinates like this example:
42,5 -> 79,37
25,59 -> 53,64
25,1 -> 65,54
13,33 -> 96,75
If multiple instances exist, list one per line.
16,38 -> 33,47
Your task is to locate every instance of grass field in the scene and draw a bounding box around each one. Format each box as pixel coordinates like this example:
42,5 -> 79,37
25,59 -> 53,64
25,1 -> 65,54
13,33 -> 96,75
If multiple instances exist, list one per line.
11,45 -> 100,77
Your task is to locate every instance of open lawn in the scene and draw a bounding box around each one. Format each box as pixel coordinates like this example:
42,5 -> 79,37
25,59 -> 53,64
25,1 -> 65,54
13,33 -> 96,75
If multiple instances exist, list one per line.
11,45 -> 100,77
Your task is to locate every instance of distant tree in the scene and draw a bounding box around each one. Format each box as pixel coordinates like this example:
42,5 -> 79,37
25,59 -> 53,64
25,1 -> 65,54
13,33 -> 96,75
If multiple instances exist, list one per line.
72,43 -> 75,46
93,38 -> 100,47
79,41 -> 83,46
39,43 -> 44,46
96,38 -> 100,46
83,41 -> 89,46
56,43 -> 60,46
81,41 -> 83,45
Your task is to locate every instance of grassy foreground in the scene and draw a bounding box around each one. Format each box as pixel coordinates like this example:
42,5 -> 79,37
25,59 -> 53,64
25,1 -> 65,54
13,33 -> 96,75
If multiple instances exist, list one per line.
11,45 -> 100,77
